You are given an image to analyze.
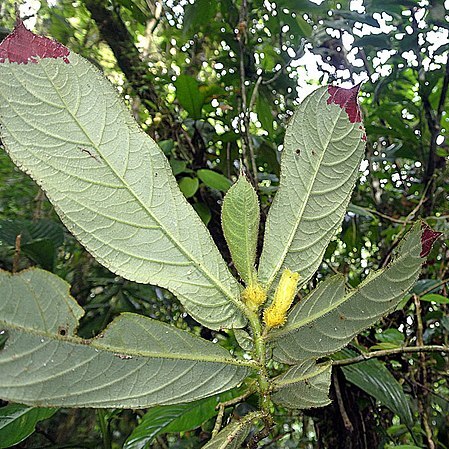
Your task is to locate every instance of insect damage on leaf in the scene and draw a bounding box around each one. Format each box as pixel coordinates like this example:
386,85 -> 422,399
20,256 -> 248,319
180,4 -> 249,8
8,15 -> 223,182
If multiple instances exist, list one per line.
420,224 -> 442,258
327,84 -> 362,123
0,20 -> 70,64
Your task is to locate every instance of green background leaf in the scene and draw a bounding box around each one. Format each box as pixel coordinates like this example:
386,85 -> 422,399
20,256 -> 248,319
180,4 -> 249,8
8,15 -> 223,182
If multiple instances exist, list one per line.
124,388 -> 245,449
336,349 -> 414,427
197,169 -> 232,192
0,404 -> 57,448
174,74 -> 204,119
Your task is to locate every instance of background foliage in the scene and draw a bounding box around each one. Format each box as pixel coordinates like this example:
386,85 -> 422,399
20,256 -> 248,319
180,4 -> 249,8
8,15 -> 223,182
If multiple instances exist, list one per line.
0,0 -> 448,448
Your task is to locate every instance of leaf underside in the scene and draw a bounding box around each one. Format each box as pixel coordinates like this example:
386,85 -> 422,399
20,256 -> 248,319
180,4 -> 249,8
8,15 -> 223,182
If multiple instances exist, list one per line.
0,268 -> 249,408
272,361 -> 332,409
0,52 -> 244,330
258,85 -> 366,292
270,222 -> 424,363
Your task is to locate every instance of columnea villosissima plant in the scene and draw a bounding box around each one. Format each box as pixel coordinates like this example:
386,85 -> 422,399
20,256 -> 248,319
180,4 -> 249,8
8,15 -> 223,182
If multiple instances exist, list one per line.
0,20 -> 442,448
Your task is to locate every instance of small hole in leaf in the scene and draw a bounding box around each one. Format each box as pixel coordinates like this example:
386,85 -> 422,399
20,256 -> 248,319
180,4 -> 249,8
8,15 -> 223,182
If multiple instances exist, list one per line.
0,329 -> 9,350
295,148 -> 301,155
58,326 -> 68,337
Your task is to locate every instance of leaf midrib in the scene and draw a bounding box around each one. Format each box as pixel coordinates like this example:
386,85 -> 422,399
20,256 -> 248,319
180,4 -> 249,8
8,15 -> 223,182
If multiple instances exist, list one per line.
34,60 -> 245,316
0,321 -> 256,368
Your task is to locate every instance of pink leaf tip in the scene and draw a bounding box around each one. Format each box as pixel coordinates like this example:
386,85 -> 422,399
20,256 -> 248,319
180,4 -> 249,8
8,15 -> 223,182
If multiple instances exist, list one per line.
420,224 -> 442,258
327,84 -> 362,123
0,20 -> 70,64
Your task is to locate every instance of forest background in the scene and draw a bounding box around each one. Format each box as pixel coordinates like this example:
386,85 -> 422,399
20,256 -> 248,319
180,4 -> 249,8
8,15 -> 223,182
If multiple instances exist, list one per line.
0,0 -> 448,448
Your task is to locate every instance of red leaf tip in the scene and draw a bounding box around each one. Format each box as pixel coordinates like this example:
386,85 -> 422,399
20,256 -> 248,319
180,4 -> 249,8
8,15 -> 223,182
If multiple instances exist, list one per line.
0,20 -> 70,64
420,224 -> 442,258
327,84 -> 362,123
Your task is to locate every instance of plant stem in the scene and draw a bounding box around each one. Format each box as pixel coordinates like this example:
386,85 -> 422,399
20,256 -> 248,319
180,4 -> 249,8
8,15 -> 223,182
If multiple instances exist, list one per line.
247,310 -> 274,422
96,409 -> 112,449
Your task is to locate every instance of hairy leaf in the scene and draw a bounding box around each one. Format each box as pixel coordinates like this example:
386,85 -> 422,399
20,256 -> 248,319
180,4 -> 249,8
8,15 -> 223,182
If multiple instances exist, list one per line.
272,361 -> 332,409
269,222 -> 425,363
0,23 -> 245,330
221,175 -> 259,285
0,268 -> 251,408
0,404 -> 57,448
258,85 -> 366,292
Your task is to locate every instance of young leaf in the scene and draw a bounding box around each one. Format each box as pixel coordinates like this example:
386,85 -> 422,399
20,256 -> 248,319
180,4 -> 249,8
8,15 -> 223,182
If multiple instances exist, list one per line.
0,268 -> 251,408
0,23 -> 245,330
258,85 -> 366,292
271,361 -> 332,409
269,222 -> 427,363
124,389 -> 244,449
336,349 -> 414,427
0,404 -> 57,448
221,175 -> 260,285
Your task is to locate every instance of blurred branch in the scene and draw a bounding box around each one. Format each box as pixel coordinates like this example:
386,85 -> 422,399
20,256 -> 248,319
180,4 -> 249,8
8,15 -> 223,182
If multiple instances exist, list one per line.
333,345 -> 449,366
237,0 -> 258,185
414,294 -> 436,449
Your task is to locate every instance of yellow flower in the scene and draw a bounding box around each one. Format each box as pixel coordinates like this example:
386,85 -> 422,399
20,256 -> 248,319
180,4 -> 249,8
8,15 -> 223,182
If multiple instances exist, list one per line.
263,269 -> 300,329
242,283 -> 267,311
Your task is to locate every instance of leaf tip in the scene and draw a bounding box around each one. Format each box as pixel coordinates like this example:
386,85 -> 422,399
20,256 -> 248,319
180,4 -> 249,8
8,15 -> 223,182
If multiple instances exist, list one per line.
326,84 -> 362,123
420,223 -> 442,258
0,19 -> 70,64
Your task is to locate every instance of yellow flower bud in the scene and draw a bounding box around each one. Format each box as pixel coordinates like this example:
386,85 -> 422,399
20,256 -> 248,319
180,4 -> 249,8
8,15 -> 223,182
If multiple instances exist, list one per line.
263,269 -> 300,329
242,283 -> 267,311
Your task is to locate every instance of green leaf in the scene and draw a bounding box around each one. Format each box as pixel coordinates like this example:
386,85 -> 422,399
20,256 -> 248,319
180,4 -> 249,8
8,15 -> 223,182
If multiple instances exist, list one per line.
269,222 -> 425,363
336,349 -> 414,427
193,202 -> 212,225
0,268 -> 251,408
272,361 -> 332,409
198,169 -> 232,192
0,48 -> 245,330
0,219 -> 64,270
420,293 -> 449,304
124,389 -> 244,449
256,93 -> 274,135
183,0 -> 217,36
201,418 -> 253,449
178,176 -> 199,198
221,175 -> 259,285
170,159 -> 188,176
258,86 -> 366,292
0,404 -> 57,448
174,74 -> 204,119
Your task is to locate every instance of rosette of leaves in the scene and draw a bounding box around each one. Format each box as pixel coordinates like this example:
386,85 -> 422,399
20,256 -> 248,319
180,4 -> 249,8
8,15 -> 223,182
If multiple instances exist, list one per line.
0,21 -> 441,447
